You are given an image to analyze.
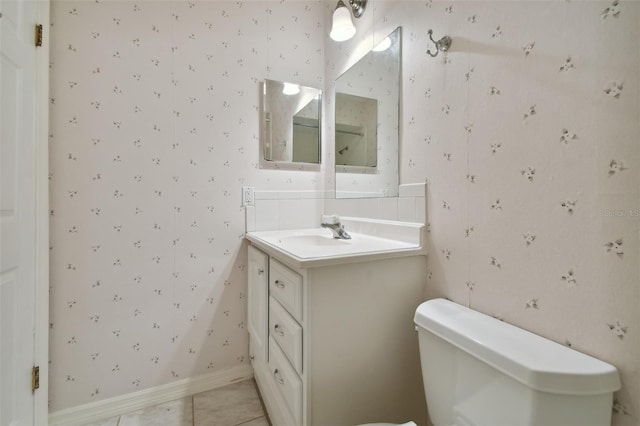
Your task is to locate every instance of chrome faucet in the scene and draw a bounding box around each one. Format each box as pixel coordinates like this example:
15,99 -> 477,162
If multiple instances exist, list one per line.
321,215 -> 351,239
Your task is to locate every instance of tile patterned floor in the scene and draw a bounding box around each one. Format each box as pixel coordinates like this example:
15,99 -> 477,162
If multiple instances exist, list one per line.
82,379 -> 270,426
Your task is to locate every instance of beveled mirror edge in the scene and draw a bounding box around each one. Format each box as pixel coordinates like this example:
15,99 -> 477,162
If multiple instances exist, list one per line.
334,26 -> 402,198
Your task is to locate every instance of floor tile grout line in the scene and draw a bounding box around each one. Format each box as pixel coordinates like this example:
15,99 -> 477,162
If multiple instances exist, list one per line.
252,378 -> 271,425
234,415 -> 267,426
191,394 -> 195,426
88,380 -> 263,426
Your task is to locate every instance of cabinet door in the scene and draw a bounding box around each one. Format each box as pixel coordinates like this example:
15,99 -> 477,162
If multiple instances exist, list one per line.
248,245 -> 269,362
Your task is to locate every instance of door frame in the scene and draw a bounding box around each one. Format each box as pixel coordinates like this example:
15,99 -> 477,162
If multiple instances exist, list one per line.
34,0 -> 50,424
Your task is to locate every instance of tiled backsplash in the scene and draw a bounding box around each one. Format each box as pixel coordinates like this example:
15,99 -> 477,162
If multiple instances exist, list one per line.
246,182 -> 427,232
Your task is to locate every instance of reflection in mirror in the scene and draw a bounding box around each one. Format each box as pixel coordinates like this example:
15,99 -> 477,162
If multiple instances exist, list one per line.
261,79 -> 322,168
335,93 -> 377,167
335,27 -> 401,198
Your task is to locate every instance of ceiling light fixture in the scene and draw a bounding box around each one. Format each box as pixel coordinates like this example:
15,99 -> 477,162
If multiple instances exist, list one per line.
329,0 -> 367,42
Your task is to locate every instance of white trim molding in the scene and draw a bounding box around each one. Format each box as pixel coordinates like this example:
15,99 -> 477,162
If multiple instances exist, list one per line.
35,0 -> 51,423
48,365 -> 253,425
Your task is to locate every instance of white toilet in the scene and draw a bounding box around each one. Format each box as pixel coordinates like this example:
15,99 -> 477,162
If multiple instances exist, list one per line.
366,298 -> 621,426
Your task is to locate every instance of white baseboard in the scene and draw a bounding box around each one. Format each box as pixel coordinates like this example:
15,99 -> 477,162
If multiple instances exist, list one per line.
48,364 -> 254,425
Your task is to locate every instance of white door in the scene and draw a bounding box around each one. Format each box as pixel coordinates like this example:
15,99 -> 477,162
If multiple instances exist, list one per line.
1,0 -> 46,424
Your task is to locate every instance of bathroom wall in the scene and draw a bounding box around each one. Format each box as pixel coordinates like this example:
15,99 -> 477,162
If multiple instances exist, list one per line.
49,0 -> 640,421
325,1 -> 639,424
48,0 -> 325,412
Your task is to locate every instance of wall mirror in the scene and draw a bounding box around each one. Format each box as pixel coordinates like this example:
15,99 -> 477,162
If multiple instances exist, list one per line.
260,79 -> 322,169
335,26 -> 401,198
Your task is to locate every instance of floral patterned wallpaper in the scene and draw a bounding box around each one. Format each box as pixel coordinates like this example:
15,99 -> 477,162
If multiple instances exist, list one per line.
48,0 -> 325,411
324,1 -> 639,425
50,0 -> 639,422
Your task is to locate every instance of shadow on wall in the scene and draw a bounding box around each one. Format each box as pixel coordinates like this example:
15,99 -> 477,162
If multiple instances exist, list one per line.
170,240 -> 251,379
422,184 -> 470,306
454,37 -> 594,100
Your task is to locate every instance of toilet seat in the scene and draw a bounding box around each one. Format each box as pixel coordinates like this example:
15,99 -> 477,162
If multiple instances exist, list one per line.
358,422 -> 417,426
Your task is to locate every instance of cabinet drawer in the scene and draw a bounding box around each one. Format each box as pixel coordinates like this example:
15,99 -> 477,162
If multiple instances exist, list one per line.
269,259 -> 303,321
269,297 -> 303,374
269,336 -> 302,425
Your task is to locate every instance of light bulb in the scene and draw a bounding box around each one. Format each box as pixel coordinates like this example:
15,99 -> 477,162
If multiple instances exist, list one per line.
282,83 -> 300,95
373,37 -> 391,52
330,5 -> 356,42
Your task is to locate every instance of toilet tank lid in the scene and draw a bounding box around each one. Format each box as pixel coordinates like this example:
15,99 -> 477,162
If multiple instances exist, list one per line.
414,298 -> 621,395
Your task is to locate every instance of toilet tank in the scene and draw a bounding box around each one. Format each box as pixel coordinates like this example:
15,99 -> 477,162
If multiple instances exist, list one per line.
414,299 -> 621,426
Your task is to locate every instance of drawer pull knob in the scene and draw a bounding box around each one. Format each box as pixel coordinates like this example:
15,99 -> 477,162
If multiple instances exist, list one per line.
274,280 -> 285,289
274,324 -> 285,336
274,368 -> 285,385
258,268 -> 264,275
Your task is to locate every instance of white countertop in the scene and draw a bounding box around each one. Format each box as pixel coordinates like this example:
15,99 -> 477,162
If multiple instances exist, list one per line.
246,219 -> 426,268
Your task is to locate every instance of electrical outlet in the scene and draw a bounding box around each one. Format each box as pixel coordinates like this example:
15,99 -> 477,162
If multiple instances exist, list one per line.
242,186 -> 255,207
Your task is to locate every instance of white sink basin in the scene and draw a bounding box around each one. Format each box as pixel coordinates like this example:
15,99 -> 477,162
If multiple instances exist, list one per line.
279,233 -> 349,248
246,218 -> 426,267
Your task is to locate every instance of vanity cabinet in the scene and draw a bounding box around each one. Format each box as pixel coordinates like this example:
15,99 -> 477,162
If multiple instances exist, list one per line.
247,244 -> 428,426
248,245 -> 269,363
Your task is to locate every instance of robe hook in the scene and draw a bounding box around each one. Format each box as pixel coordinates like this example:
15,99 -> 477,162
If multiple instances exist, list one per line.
427,29 -> 452,57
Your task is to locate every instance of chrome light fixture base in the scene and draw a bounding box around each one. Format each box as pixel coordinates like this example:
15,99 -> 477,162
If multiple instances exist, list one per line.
348,0 -> 367,18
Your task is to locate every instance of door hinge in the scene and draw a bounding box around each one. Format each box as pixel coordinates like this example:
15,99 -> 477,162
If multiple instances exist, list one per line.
35,24 -> 43,47
32,366 -> 40,392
